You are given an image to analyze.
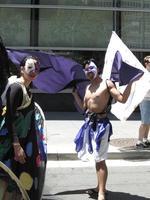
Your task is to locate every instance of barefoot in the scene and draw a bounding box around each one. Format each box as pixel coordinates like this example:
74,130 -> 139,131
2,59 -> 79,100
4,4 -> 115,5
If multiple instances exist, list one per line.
98,193 -> 105,200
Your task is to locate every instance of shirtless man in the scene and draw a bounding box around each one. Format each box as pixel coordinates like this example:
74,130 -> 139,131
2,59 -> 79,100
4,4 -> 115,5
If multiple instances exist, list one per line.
72,59 -> 134,200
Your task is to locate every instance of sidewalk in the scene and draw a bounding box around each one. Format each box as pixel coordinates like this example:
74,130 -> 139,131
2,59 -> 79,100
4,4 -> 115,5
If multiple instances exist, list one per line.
45,111 -> 150,160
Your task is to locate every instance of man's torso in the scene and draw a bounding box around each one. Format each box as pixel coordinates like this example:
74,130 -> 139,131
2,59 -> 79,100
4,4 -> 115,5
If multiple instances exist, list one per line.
84,80 -> 110,113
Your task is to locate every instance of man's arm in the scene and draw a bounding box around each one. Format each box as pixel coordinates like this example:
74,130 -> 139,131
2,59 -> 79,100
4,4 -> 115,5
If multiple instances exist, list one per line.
107,80 -> 134,103
72,87 -> 85,111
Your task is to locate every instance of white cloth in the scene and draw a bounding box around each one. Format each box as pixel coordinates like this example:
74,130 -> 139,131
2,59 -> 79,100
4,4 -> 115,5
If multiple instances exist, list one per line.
144,89 -> 150,100
102,31 -> 150,121
111,72 -> 150,120
77,124 -> 110,163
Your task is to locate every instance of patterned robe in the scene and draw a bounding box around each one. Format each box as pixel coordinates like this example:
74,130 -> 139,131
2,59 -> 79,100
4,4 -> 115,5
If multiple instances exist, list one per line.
0,80 -> 47,199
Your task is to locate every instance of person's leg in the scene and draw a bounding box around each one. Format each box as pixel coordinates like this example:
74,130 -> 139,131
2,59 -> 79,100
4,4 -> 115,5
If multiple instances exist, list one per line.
96,160 -> 107,200
88,161 -> 108,196
94,125 -> 110,199
138,124 -> 148,141
143,124 -> 150,139
136,101 -> 150,148
136,123 -> 149,148
95,164 -> 99,193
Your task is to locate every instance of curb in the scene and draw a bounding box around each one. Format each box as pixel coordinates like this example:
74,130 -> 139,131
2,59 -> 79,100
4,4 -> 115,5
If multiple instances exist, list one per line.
47,150 -> 150,161
47,138 -> 150,161
47,153 -> 78,161
107,150 -> 150,160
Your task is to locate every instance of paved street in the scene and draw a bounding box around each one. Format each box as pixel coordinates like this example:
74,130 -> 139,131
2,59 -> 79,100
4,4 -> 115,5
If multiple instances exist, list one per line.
42,111 -> 150,200
42,160 -> 150,200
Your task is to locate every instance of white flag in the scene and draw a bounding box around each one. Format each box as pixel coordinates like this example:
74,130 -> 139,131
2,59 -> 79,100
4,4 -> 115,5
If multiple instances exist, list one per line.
102,31 -> 150,120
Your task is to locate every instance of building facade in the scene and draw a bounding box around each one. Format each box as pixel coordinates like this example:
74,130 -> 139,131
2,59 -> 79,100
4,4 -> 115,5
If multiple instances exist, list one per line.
0,0 -> 150,111
0,0 -> 150,61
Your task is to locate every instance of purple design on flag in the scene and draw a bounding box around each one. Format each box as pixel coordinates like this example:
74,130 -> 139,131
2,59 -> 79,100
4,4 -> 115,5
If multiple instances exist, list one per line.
7,49 -> 89,100
111,51 -> 144,86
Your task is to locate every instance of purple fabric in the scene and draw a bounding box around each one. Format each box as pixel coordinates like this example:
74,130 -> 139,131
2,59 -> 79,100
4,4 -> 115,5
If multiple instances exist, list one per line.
7,49 -> 88,100
74,117 -> 112,154
111,51 -> 144,86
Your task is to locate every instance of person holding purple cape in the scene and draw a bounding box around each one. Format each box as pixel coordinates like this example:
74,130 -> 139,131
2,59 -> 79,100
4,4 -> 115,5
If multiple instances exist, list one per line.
72,58 -> 139,200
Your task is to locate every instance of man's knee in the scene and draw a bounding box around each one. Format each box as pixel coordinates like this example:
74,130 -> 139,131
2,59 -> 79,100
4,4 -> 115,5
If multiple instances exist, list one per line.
96,160 -> 107,170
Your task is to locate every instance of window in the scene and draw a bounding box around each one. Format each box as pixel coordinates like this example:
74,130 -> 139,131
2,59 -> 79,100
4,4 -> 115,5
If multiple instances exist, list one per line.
0,8 -> 31,46
120,0 -> 150,9
38,9 -> 113,49
122,11 -> 150,49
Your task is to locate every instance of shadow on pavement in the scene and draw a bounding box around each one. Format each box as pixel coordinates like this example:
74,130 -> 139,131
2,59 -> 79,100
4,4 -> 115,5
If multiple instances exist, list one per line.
42,194 -> 62,200
89,190 -> 150,200
105,191 -> 150,200
43,189 -> 149,200
42,189 -> 88,199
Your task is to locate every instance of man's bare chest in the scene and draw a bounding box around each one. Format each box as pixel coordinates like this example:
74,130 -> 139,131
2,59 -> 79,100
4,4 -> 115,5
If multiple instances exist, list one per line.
86,86 -> 108,104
